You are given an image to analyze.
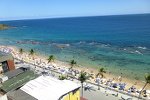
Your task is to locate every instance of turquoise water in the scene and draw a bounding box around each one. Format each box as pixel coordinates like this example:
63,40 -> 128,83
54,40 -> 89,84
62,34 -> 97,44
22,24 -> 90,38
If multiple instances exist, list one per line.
0,14 -> 150,80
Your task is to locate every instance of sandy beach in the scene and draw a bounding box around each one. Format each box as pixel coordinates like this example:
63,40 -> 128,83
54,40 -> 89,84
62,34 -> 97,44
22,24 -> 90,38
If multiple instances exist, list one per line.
0,45 -> 149,91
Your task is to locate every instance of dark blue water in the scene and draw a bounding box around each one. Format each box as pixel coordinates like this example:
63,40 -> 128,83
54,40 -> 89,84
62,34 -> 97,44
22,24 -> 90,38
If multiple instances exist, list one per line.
0,14 -> 150,80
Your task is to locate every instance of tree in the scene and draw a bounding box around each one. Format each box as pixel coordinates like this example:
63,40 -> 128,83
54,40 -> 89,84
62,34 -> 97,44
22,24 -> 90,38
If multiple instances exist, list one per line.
59,75 -> 67,80
78,71 -> 90,97
139,73 -> 150,99
96,67 -> 106,78
47,55 -> 55,63
19,48 -> 24,54
29,49 -> 35,59
96,67 -> 106,90
70,60 -> 77,67
29,49 -> 34,55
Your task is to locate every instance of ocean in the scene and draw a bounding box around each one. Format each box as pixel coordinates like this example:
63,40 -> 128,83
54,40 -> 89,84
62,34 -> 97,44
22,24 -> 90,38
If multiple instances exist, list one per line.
0,14 -> 150,80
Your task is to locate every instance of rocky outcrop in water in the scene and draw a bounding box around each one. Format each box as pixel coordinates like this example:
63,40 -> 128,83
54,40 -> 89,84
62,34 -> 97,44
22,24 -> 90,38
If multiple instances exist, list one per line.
0,24 -> 11,30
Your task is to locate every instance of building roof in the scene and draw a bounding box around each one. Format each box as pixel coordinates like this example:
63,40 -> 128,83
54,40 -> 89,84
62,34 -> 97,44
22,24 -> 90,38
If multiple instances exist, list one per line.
21,76 -> 80,100
7,89 -> 37,100
4,68 -> 24,79
0,71 -> 38,93
0,52 -> 13,62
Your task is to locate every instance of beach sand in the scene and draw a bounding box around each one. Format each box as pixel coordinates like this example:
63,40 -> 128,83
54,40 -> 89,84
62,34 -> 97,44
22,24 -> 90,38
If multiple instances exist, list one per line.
53,60 -> 150,90
1,45 -> 150,90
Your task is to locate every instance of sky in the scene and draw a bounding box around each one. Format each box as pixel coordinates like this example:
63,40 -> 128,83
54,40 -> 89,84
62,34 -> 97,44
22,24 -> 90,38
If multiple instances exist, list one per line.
0,0 -> 150,20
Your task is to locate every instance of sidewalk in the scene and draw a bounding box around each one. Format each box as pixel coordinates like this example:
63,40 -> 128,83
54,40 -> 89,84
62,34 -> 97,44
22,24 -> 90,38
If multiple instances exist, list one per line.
80,85 -> 117,100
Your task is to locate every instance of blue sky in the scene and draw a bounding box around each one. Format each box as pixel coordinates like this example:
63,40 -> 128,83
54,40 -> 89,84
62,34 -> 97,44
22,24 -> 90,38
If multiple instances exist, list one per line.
0,0 -> 150,20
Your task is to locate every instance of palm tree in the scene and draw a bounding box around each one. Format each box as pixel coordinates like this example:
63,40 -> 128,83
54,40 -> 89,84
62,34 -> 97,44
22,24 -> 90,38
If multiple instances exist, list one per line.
47,55 -> 55,63
138,73 -> 150,99
96,67 -> 106,90
29,49 -> 34,55
96,67 -> 106,78
70,60 -> 77,67
19,48 -> 24,54
29,49 -> 35,59
78,71 -> 89,97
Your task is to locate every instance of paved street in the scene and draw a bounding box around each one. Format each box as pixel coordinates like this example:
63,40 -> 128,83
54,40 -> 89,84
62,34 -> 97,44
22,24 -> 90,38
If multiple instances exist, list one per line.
80,84 -> 118,100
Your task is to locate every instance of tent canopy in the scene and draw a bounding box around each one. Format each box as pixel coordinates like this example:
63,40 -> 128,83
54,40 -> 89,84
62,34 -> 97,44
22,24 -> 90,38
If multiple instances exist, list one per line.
21,76 -> 80,100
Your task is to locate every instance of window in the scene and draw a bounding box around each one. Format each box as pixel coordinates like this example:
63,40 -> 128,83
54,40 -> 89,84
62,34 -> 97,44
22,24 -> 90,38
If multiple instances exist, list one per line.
2,61 -> 9,72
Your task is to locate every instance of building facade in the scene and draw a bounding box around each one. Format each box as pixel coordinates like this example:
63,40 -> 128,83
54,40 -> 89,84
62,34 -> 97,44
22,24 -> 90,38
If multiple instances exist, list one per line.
0,52 -> 15,73
62,89 -> 80,100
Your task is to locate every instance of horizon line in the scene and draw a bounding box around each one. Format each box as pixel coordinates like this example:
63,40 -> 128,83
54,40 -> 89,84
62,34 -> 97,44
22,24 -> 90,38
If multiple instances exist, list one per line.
0,13 -> 150,22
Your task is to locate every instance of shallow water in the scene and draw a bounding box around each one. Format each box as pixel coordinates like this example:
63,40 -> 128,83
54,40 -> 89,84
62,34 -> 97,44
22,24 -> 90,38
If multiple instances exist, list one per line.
0,14 -> 150,80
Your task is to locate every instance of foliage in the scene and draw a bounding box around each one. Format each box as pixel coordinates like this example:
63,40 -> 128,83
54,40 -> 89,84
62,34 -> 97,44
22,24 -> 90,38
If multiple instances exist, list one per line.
47,55 -> 55,63
78,71 -> 91,97
145,73 -> 150,83
29,49 -> 35,55
70,60 -> 77,67
19,48 -> 24,54
59,75 -> 67,80
96,67 -> 106,78
139,73 -> 150,99
78,71 -> 89,83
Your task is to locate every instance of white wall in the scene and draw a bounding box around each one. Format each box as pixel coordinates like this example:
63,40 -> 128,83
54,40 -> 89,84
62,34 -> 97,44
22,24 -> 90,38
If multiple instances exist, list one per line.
0,94 -> 8,100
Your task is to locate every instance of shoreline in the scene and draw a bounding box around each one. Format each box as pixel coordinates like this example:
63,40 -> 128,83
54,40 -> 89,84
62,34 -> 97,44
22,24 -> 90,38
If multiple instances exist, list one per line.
0,45 -> 149,90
